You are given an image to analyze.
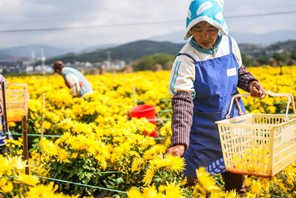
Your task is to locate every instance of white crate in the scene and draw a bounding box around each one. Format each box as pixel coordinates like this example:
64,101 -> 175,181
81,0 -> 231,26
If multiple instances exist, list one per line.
216,91 -> 296,177
217,113 -> 296,177
1,83 -> 29,122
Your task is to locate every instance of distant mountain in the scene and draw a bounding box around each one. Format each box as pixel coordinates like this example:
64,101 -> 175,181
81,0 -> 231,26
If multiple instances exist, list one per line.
79,44 -> 117,53
44,39 -> 296,65
45,40 -> 184,64
149,30 -> 296,46
0,44 -> 69,60
0,44 -> 119,62
1,29 -> 294,63
1,36 -> 295,65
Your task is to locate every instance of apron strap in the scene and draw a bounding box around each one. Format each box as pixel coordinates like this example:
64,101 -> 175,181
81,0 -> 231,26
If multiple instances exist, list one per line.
228,36 -> 233,53
176,53 -> 197,64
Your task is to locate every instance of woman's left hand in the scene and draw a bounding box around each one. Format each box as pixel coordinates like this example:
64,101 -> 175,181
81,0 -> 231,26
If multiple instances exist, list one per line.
248,81 -> 266,99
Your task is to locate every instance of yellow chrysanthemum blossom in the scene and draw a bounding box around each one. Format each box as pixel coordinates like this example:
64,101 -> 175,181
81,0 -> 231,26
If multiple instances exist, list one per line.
0,177 -> 8,187
14,173 -> 39,186
1,181 -> 13,193
142,168 -> 155,186
131,157 -> 145,173
127,187 -> 144,198
195,167 -> 221,192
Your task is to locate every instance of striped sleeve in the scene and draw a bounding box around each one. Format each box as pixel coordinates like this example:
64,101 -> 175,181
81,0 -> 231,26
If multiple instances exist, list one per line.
171,91 -> 193,150
169,56 -> 195,95
169,55 -> 195,150
237,65 -> 258,91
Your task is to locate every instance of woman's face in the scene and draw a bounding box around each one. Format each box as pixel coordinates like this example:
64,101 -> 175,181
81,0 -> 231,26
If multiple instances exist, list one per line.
190,21 -> 219,49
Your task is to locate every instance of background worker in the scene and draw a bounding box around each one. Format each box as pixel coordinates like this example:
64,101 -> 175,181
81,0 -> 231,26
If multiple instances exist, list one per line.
0,74 -> 9,152
166,0 -> 265,195
53,61 -> 93,98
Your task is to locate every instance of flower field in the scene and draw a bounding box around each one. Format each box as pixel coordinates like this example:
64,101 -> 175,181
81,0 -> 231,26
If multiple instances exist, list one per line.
1,66 -> 296,197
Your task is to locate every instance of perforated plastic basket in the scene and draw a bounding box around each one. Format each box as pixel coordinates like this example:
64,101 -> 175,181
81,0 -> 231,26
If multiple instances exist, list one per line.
216,91 -> 296,177
1,83 -> 29,122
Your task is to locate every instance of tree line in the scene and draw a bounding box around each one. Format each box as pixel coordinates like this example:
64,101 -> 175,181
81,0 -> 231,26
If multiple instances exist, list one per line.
133,51 -> 296,71
242,51 -> 296,67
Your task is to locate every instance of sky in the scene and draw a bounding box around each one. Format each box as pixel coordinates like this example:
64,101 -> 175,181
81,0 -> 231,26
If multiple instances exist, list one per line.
0,0 -> 295,51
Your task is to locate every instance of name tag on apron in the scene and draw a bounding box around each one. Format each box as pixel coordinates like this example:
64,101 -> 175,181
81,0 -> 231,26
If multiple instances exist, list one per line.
227,68 -> 237,77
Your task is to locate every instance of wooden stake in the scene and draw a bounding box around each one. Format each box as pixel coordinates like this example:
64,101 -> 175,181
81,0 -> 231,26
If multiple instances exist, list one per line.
41,93 -> 45,138
133,85 -> 137,107
22,115 -> 29,175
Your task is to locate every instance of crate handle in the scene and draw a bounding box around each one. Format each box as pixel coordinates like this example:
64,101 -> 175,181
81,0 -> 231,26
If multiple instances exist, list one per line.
226,91 -> 295,120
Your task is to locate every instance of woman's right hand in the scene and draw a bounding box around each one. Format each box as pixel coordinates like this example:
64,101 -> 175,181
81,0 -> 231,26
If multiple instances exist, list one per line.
166,145 -> 185,157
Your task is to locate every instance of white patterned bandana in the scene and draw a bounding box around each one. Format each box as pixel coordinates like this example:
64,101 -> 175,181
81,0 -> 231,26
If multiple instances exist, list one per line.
184,0 -> 228,40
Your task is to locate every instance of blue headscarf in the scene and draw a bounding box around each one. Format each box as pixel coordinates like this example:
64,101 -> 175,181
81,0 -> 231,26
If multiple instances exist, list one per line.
184,0 -> 228,40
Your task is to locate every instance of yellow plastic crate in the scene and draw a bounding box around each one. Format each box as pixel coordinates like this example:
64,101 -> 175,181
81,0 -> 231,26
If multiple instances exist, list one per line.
216,91 -> 296,177
1,83 -> 29,122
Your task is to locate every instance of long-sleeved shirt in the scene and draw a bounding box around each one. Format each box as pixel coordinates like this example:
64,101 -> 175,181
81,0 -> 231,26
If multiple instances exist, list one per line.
61,67 -> 93,97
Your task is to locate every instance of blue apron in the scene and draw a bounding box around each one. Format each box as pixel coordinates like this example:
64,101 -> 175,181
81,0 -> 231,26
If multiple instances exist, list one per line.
179,37 -> 245,177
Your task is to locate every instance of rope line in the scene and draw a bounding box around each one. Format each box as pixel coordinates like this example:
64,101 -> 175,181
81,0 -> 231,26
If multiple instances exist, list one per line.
8,132 -> 61,138
37,176 -> 127,194
6,132 -> 166,140
0,11 -> 295,33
